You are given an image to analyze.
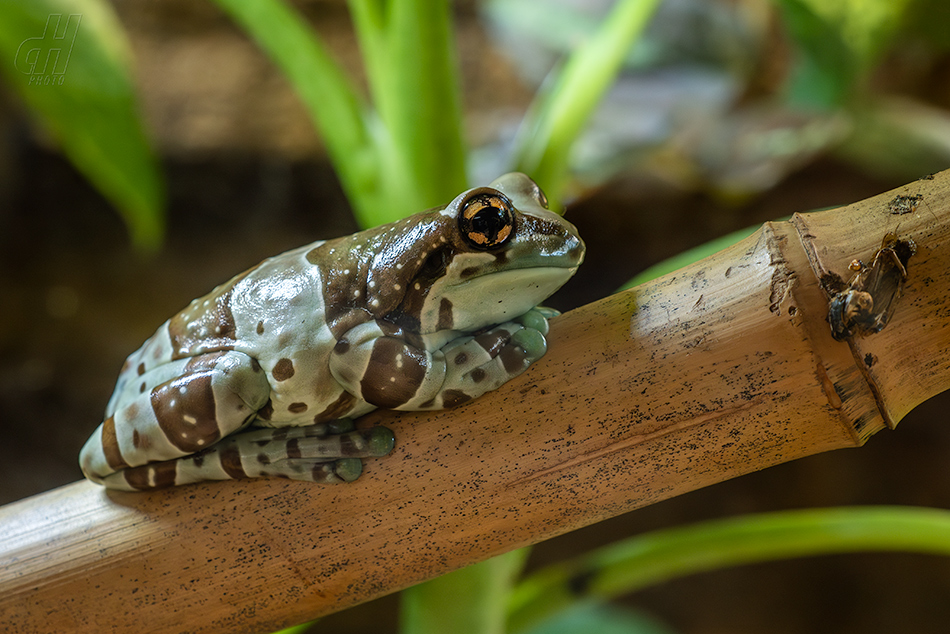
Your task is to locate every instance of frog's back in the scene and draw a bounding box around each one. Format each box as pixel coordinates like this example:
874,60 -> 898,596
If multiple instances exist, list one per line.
106,242 -> 367,425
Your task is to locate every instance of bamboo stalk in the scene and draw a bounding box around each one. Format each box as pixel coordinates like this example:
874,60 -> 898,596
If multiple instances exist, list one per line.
3,171 -> 949,634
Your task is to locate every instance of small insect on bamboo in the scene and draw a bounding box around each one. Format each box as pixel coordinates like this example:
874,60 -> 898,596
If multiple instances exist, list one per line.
824,233 -> 917,341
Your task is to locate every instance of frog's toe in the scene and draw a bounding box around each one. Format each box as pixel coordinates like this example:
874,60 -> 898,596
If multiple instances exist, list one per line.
511,326 -> 547,362
515,306 -> 558,335
364,425 -> 396,456
326,417 -> 355,434
332,457 -> 363,482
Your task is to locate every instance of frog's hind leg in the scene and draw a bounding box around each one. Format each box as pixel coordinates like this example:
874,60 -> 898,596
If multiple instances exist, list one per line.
99,420 -> 395,490
80,350 -> 271,487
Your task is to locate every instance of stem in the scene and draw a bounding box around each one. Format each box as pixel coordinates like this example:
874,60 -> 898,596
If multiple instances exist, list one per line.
512,0 -> 661,207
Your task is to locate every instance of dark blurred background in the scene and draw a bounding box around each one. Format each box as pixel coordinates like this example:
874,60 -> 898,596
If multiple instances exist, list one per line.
3,1 -> 950,633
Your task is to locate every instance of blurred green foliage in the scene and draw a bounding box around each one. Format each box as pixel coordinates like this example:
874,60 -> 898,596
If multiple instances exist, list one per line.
0,0 -> 164,250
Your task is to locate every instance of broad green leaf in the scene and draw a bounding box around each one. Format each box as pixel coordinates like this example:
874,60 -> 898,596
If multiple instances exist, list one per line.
512,0 -> 661,209
508,506 -> 950,633
0,0 -> 164,250
401,549 -> 529,634
349,0 -> 468,217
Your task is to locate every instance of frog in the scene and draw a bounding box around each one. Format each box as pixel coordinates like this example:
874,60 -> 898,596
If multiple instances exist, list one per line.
79,173 -> 585,491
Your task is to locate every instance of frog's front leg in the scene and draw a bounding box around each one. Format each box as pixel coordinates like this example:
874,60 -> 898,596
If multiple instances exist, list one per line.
331,308 -> 554,411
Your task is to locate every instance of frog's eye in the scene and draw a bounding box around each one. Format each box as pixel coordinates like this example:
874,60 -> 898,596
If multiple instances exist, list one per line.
458,191 -> 515,250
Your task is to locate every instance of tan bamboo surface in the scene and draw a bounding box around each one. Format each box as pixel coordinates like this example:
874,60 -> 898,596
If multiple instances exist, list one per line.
3,171 -> 950,634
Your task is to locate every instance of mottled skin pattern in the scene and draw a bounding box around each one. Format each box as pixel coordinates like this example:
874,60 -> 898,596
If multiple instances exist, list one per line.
80,173 -> 585,490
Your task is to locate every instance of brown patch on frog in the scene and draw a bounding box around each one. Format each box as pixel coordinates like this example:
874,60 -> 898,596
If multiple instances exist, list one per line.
474,330 -> 508,357
137,363 -> 146,376
272,358 -> 295,381
151,372 -> 221,453
101,416 -> 129,471
286,438 -> 302,459
500,344 -> 529,374
442,390 -> 472,408
361,338 -> 427,408
256,320 -> 265,335
438,297 -> 454,330
219,445 -> 247,479
132,429 -> 141,449
309,211 -> 482,338
257,453 -> 270,465
184,350 -> 229,371
333,339 -> 350,355
454,351 -> 468,365
257,399 -> 274,421
470,368 -> 486,383
313,390 -> 357,423
168,283 -> 239,360
124,460 -> 178,490
287,402 -> 308,414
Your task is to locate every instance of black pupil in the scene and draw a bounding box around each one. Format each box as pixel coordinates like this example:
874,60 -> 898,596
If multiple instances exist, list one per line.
471,205 -> 506,243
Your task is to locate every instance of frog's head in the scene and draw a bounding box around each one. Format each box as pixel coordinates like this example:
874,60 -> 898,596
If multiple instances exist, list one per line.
368,173 -> 585,334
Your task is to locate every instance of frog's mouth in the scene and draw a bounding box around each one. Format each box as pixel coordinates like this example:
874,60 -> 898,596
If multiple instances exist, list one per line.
429,262 -> 581,334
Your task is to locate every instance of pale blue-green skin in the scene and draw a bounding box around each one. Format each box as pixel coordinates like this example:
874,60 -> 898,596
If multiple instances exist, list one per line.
79,173 -> 585,490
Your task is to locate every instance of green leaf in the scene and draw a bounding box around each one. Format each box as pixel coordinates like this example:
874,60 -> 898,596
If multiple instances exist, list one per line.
401,549 -> 529,634
774,0 -> 917,108
215,0 -> 467,228
523,603 -> 674,634
508,506 -> 950,633
349,0 -> 468,217
211,0 -> 381,226
0,0 -> 164,250
512,0 -> 661,209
